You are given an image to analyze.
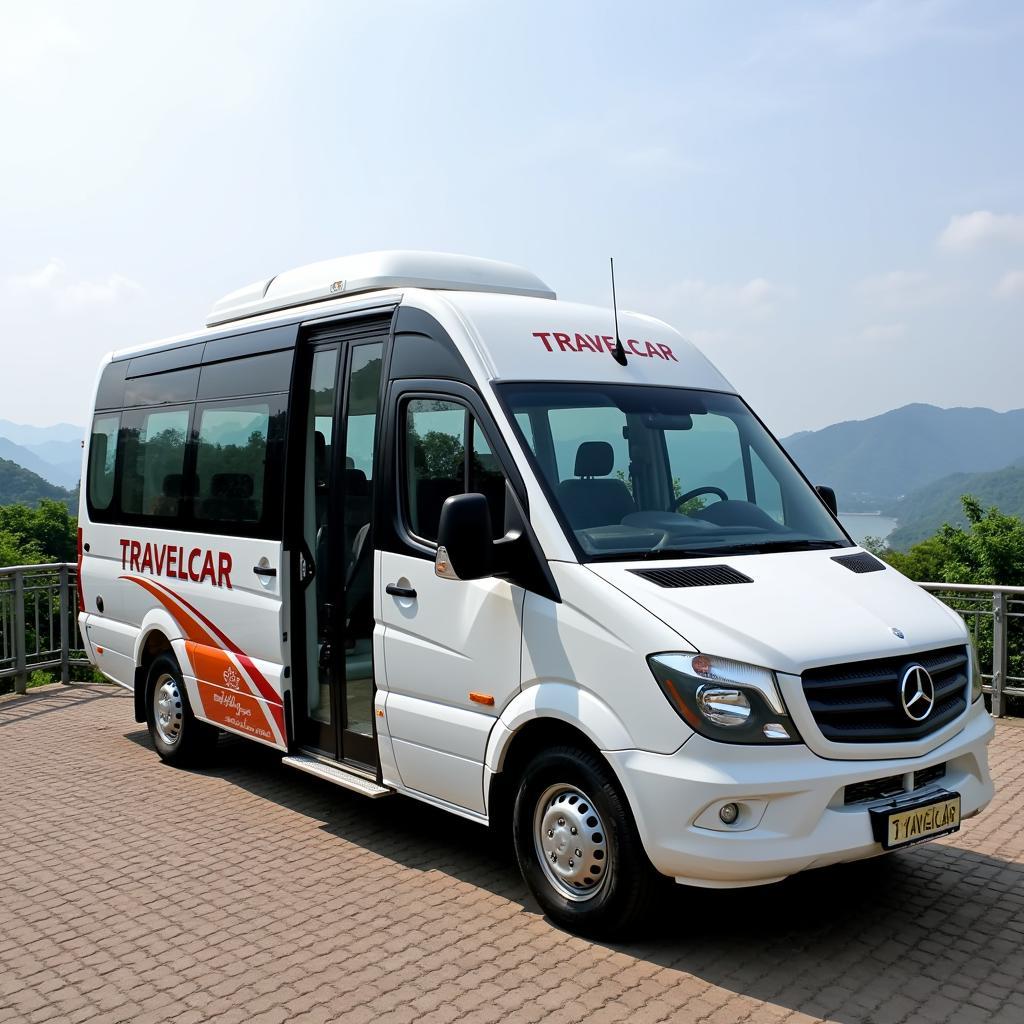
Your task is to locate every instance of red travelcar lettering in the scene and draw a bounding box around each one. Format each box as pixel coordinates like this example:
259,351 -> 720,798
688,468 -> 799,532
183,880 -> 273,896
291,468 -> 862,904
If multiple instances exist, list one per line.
531,330 -> 678,362
119,538 -> 234,589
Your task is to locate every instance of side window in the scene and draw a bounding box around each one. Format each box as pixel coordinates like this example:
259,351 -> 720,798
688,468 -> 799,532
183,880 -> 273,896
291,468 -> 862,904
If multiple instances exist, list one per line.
402,398 -> 509,543
194,401 -> 272,526
470,423 -> 507,537
120,407 -> 190,518
197,350 -> 294,401
87,414 -> 119,514
404,399 -> 467,542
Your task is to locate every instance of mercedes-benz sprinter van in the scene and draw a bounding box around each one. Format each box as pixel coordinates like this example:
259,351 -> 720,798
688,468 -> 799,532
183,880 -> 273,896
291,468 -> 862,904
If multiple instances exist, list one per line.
79,251 -> 994,935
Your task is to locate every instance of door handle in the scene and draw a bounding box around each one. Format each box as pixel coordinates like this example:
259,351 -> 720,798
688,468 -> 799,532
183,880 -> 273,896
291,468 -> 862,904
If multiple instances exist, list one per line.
253,565 -> 277,577
386,584 -> 417,599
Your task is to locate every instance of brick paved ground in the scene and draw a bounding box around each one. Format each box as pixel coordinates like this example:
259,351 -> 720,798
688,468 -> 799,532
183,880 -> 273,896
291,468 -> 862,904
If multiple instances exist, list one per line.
2,684 -> 1023,1024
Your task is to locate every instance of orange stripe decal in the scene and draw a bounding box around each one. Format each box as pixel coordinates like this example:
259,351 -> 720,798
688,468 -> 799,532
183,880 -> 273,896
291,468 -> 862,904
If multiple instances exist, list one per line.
121,574 -> 286,739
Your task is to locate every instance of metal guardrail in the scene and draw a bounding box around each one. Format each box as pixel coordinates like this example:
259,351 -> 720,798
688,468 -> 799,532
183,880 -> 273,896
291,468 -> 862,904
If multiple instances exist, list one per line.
920,582 -> 1024,718
0,563 -> 89,694
0,564 -> 1020,716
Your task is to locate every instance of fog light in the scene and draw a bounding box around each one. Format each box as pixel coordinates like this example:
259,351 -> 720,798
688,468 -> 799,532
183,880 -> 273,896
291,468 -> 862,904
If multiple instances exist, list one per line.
719,802 -> 739,825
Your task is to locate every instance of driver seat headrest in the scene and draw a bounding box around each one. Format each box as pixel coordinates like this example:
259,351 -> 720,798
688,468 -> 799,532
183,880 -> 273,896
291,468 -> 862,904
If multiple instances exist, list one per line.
575,441 -> 614,478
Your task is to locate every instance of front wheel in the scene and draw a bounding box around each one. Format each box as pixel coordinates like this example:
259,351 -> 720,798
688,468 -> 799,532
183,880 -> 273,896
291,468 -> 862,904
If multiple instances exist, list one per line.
512,746 -> 661,938
145,653 -> 218,766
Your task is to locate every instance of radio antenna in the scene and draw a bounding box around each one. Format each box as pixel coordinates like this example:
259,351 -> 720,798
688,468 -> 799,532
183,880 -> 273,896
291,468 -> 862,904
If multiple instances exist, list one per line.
609,257 -> 628,366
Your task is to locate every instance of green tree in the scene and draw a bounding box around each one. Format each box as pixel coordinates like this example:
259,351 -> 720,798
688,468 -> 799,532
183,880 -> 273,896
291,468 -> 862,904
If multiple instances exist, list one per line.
0,499 -> 77,567
881,496 -> 1024,587
874,496 -> 1024,706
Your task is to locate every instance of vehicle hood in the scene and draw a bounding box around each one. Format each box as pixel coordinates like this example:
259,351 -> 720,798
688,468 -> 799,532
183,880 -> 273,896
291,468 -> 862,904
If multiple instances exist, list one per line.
587,549 -> 968,675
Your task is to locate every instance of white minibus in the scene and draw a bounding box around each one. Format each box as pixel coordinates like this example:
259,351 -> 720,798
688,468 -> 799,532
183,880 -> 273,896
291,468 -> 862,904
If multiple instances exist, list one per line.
80,251 -> 994,936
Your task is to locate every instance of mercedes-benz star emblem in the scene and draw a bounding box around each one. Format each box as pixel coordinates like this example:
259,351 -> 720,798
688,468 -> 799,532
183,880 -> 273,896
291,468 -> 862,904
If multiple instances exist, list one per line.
900,664 -> 935,722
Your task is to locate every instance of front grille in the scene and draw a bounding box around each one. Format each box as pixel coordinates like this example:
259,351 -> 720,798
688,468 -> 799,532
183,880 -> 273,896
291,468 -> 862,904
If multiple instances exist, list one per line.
843,761 -> 948,805
802,646 -> 968,744
845,774 -> 904,804
915,762 -> 947,788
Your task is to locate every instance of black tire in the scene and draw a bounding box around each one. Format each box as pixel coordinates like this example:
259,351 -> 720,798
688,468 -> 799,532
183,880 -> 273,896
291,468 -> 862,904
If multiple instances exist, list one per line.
512,745 -> 662,939
145,653 -> 218,766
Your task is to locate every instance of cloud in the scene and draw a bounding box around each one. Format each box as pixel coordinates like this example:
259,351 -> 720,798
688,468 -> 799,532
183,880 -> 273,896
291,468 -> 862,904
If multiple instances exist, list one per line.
995,270 -> 1024,298
938,211 -> 1024,252
5,259 -> 142,308
667,277 -> 795,317
860,323 -> 907,342
857,270 -> 942,308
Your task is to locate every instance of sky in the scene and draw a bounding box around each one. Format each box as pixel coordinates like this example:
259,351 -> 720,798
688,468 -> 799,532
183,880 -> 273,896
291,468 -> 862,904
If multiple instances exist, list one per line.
1,0 -> 1022,436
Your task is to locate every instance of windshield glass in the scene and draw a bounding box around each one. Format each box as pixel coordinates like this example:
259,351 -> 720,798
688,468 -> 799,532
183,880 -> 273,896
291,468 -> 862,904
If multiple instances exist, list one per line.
497,382 -> 850,561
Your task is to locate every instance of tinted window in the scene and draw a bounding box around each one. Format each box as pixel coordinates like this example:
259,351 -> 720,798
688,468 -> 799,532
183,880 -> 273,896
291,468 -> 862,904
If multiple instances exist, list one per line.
403,398 -> 507,542
194,401 -> 273,526
120,407 -> 190,518
405,399 -> 466,542
197,350 -> 293,401
470,422 -> 507,537
95,362 -> 127,410
123,367 -> 199,407
344,345 -> 383,480
87,414 -> 119,513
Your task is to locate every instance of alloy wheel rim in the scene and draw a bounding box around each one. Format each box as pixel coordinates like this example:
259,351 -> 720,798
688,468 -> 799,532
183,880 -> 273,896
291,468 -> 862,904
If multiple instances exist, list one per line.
533,783 -> 609,902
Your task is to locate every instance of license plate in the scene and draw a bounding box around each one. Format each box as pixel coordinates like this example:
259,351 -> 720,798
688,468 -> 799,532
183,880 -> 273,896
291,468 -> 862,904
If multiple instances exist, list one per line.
869,791 -> 961,851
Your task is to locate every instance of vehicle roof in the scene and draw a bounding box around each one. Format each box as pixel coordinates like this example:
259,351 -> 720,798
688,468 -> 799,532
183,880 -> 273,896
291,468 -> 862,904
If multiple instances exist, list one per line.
107,287 -> 733,394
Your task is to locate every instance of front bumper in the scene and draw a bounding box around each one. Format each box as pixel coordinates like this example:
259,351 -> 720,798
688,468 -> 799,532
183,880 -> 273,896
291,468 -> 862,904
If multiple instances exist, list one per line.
605,700 -> 995,888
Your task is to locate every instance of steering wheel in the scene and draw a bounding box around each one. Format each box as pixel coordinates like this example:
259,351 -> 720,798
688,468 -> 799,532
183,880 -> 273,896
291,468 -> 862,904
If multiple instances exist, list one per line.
670,485 -> 728,512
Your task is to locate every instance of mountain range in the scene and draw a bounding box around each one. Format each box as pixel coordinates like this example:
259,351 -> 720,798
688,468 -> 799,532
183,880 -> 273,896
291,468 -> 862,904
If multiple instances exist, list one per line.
0,420 -> 83,489
782,404 -> 1024,507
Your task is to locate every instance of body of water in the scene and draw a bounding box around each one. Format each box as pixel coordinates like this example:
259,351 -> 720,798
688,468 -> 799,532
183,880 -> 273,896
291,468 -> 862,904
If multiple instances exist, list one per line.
840,513 -> 898,546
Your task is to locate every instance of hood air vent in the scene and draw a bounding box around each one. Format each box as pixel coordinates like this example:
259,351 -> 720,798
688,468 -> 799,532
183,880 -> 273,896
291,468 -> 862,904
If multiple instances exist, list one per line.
629,565 -> 753,588
832,552 -> 886,574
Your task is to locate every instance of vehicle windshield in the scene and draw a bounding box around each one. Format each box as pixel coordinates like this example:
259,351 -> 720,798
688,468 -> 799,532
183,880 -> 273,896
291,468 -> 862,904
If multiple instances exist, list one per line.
496,382 -> 850,561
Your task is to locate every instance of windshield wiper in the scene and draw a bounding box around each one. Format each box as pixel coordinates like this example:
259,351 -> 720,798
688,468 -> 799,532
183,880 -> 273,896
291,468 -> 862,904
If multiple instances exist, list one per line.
589,539 -> 850,562
706,539 -> 850,556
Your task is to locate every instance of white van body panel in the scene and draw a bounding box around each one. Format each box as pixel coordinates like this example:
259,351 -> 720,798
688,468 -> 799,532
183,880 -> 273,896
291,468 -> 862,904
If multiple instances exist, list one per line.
379,553 -> 524,814
519,563 -> 694,754
79,519 -> 287,749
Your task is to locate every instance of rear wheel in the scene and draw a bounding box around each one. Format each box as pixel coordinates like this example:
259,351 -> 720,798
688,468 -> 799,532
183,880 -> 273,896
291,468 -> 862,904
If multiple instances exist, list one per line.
145,653 -> 218,766
512,745 -> 661,938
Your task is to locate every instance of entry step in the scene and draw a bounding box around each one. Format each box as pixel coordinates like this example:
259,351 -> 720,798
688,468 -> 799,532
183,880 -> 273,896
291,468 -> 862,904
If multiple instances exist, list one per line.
282,755 -> 392,798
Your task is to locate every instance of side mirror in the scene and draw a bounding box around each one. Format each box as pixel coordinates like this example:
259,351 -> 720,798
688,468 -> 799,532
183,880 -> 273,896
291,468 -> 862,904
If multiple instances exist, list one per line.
435,492 -> 493,581
816,485 -> 838,517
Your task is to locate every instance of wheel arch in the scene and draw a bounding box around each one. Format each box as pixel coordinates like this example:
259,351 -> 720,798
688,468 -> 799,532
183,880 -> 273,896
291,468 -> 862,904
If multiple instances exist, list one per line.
484,682 -> 634,820
131,611 -> 183,723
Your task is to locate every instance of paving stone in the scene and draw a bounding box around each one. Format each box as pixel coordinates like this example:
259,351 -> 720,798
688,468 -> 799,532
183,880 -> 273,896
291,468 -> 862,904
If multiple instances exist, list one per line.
1,684 -> 1023,1024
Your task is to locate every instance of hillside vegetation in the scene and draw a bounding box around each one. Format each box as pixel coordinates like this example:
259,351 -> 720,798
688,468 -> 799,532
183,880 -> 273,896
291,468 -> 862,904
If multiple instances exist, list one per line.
0,458 -> 77,510
885,462 -> 1024,549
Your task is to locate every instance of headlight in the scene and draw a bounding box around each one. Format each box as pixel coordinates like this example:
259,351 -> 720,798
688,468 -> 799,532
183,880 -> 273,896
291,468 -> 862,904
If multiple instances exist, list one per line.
647,652 -> 800,745
969,639 -> 984,703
